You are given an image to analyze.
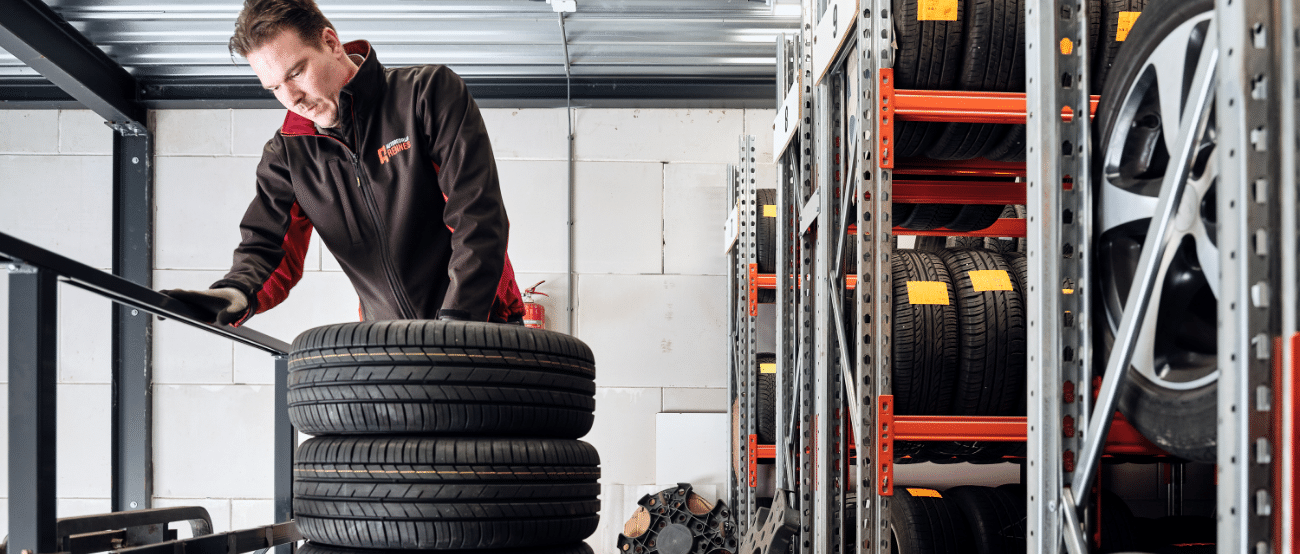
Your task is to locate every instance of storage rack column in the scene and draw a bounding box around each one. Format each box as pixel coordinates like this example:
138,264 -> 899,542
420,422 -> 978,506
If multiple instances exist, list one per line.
1214,0 -> 1293,550
728,135 -> 761,537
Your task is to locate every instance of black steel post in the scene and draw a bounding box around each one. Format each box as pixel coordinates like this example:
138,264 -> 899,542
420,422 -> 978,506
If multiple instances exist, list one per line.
8,264 -> 59,554
273,355 -> 294,554
112,131 -> 154,513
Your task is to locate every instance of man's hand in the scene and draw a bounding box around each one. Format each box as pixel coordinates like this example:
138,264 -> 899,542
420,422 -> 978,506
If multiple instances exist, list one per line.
161,288 -> 249,326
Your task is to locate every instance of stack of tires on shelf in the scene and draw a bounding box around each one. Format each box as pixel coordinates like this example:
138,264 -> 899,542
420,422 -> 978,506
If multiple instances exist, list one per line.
285,320 -> 601,554
891,485 -> 1211,554
892,245 -> 1027,463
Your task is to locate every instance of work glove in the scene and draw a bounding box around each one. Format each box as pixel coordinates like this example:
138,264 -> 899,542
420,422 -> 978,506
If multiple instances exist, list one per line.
437,309 -> 471,322
161,287 -> 249,326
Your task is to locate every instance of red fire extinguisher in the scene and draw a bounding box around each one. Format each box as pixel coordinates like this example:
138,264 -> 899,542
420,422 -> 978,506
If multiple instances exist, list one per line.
522,280 -> 548,329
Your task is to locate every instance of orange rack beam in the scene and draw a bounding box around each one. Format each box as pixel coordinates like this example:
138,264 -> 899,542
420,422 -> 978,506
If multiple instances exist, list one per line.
894,179 -> 1025,205
892,89 -> 1100,125
894,158 -> 1028,178
895,218 -> 1026,238
751,415 -> 1167,459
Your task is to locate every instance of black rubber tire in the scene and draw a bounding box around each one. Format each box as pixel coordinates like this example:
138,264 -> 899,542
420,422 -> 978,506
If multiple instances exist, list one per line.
984,205 -> 1026,253
891,251 -> 959,415
912,235 -> 948,252
287,321 -> 596,438
1092,0 -> 1150,95
895,202 -> 917,225
947,235 -> 986,249
945,204 -> 1005,232
1097,0 -> 1217,462
889,487 -> 975,554
1098,489 -> 1139,553
984,125 -> 1027,162
298,542 -> 594,554
925,0 -> 1024,160
901,204 -> 962,231
294,436 -> 601,550
892,0 -> 965,158
756,353 -> 777,444
937,249 -> 1026,416
945,486 -> 1025,554
757,189 -> 777,273
1004,251 -> 1028,418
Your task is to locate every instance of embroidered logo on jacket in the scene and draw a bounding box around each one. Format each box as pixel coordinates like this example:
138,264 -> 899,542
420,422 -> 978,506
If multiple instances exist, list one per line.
378,136 -> 412,164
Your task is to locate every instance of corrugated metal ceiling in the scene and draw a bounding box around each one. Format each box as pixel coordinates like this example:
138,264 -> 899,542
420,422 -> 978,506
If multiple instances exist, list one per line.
0,0 -> 800,104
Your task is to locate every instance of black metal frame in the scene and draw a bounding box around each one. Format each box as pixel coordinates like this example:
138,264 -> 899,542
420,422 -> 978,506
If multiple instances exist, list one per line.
0,0 -> 145,133
0,77 -> 777,110
2,231 -> 294,554
112,132 -> 154,515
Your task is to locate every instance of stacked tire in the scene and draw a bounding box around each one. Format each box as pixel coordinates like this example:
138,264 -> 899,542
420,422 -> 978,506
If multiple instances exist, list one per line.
890,485 -> 1143,553
891,248 -> 1026,462
287,320 -> 601,553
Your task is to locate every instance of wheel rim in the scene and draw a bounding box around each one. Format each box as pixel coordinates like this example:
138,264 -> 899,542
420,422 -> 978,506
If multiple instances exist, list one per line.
1098,11 -> 1218,392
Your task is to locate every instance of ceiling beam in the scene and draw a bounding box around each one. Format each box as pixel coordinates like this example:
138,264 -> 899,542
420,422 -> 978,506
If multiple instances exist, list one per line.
0,0 -> 145,134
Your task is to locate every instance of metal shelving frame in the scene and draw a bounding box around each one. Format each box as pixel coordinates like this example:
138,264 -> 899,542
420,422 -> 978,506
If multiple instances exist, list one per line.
728,135 -> 761,538
735,0 -> 1297,552
1214,0 -> 1294,552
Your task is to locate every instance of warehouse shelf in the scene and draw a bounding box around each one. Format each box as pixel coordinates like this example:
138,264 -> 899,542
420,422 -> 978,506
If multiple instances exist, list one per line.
733,0 -> 1297,552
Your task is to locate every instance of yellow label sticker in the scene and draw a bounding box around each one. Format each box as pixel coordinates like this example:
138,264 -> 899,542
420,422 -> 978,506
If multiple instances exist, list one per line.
969,270 -> 1014,292
763,204 -> 777,218
760,363 -> 776,374
1116,11 -> 1142,42
917,0 -> 959,21
907,488 -> 943,498
906,281 -> 950,305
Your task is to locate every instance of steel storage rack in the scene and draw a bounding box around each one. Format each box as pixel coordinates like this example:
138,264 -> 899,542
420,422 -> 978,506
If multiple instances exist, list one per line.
727,0 -> 1299,552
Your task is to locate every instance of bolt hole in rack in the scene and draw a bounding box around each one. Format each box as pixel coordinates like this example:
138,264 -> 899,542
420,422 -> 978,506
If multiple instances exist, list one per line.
1,231 -> 301,554
727,0 -> 1298,552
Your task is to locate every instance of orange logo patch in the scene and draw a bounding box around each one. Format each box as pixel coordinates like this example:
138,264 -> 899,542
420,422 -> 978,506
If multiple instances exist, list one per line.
378,136 -> 411,164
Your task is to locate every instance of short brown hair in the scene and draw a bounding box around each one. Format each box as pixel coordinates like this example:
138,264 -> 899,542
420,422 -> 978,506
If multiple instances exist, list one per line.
229,0 -> 336,57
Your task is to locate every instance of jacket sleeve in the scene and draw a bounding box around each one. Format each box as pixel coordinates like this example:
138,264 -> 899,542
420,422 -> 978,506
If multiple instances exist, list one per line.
419,66 -> 509,322
211,141 -> 313,325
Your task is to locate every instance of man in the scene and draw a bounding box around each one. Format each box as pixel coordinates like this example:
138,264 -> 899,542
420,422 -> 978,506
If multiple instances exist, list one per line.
164,0 -> 524,325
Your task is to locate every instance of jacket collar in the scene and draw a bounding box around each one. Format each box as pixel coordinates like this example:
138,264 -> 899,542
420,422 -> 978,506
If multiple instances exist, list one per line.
280,40 -> 382,136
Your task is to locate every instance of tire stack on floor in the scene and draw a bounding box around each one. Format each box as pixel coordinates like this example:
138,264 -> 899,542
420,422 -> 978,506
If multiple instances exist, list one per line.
286,320 -> 601,554
891,247 -> 1026,463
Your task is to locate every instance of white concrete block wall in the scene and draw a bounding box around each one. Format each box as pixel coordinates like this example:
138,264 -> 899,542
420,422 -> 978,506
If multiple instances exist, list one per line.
0,107 -> 775,548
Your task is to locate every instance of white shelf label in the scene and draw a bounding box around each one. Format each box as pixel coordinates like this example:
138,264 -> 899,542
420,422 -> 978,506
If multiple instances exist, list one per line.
773,78 -> 803,162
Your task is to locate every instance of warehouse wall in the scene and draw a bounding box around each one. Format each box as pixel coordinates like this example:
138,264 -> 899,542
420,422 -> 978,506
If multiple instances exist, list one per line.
0,107 -> 777,548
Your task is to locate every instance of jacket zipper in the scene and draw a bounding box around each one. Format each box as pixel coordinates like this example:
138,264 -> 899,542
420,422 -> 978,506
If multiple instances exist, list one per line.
285,129 -> 418,319
349,151 -> 419,319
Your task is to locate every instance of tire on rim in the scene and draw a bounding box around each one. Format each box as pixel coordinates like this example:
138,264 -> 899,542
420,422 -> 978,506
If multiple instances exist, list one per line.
1096,0 -> 1217,462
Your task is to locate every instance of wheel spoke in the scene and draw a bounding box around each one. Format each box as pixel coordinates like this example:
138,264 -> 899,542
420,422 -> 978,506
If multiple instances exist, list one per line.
1101,177 -> 1162,231
1192,219 -> 1220,299
1148,15 -> 1217,151
1131,228 -> 1187,384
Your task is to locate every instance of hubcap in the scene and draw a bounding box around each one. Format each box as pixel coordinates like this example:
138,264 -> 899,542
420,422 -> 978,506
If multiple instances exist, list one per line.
1099,12 -> 1219,392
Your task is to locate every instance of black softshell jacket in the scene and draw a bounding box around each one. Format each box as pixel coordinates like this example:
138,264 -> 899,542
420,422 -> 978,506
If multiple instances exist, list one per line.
213,41 -> 511,322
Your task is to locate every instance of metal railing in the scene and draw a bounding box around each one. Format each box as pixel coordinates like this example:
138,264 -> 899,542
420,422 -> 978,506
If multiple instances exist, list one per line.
1,230 -> 295,554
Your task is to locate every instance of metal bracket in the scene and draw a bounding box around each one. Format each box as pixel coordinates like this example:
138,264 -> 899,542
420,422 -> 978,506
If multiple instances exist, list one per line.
749,263 -> 759,317
107,121 -> 148,137
877,394 -> 894,496
878,68 -> 894,169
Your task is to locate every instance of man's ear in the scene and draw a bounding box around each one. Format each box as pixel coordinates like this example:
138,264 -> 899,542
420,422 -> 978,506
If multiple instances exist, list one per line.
321,27 -> 343,55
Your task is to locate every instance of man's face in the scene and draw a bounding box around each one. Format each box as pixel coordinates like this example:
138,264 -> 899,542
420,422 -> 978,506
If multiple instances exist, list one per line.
246,27 -> 355,128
